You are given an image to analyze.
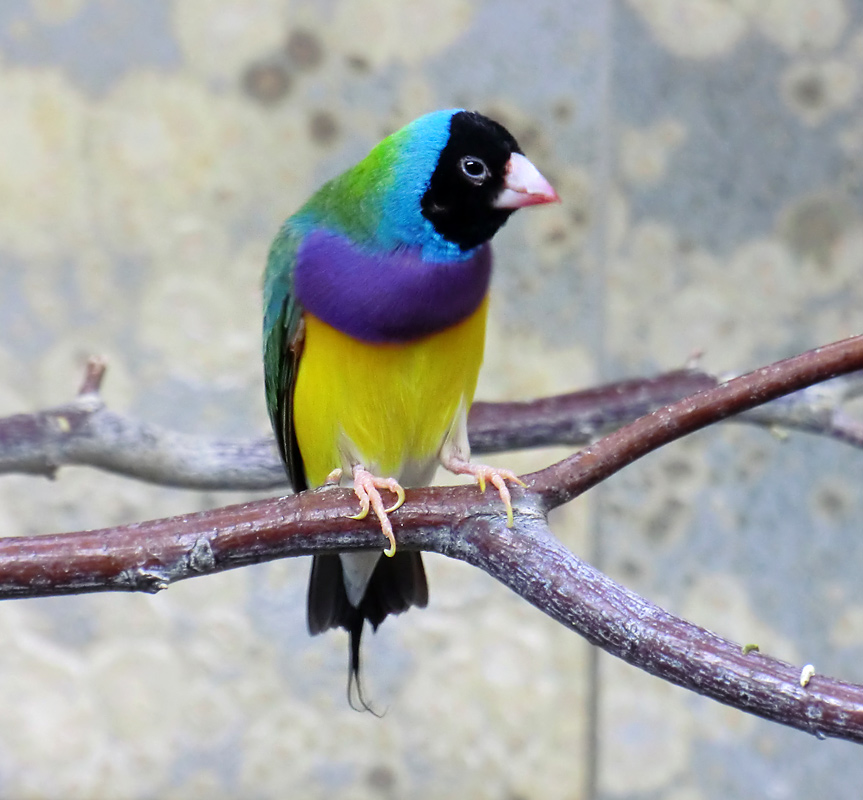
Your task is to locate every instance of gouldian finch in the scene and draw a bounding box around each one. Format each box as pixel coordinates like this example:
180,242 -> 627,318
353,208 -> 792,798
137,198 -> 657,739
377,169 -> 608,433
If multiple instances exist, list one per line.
263,109 -> 558,705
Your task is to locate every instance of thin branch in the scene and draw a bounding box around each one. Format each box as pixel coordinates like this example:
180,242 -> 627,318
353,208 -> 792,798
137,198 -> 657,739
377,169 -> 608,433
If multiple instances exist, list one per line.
0,377 -> 287,490
740,376 -> 863,449
77,355 -> 107,396
530,335 -> 863,506
1,336 -> 863,741
466,369 -> 717,451
2,357 -> 863,490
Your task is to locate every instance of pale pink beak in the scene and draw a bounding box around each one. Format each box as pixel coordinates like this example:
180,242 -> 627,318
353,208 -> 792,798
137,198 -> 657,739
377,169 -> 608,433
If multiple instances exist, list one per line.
493,152 -> 560,209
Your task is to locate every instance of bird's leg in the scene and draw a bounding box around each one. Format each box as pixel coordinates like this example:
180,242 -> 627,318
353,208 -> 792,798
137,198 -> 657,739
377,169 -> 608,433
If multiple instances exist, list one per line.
440,450 -> 525,528
348,465 -> 406,557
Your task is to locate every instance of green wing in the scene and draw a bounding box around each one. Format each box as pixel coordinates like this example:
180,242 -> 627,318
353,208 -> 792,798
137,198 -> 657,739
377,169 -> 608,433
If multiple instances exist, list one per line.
263,223 -> 308,493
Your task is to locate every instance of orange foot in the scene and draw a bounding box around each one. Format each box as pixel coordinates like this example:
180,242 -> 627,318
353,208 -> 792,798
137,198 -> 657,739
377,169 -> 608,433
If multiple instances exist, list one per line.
441,452 -> 525,528
348,466 -> 406,557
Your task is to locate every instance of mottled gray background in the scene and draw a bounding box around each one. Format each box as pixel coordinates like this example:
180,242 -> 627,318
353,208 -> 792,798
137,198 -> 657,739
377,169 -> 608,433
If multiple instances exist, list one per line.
1,1 -> 862,798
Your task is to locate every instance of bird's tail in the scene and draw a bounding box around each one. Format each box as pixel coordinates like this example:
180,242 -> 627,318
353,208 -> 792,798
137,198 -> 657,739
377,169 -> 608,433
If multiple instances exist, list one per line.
346,612 -> 377,714
307,551 -> 428,712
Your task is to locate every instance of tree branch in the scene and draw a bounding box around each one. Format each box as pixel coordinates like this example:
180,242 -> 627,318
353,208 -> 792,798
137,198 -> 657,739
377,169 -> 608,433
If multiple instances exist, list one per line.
0,357 -> 287,490
2,336 -> 863,740
2,355 -> 862,491
530,335 -> 863,506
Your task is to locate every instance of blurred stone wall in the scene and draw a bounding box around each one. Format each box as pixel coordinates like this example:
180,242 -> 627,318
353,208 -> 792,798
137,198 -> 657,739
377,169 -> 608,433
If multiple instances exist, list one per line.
0,1 -> 861,798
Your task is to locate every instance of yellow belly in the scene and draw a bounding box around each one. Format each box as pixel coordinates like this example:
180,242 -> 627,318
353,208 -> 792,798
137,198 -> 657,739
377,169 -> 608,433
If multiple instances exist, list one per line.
293,297 -> 488,488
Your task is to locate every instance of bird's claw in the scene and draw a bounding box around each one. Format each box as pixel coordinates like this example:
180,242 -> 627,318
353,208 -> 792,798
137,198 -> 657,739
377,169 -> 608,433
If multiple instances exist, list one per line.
444,457 -> 524,528
384,482 -> 406,514
348,467 -> 405,557
323,468 -> 344,486
484,467 -> 519,528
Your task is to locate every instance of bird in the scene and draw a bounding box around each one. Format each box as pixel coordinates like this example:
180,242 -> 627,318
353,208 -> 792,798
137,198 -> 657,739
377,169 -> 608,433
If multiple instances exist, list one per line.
263,108 -> 558,707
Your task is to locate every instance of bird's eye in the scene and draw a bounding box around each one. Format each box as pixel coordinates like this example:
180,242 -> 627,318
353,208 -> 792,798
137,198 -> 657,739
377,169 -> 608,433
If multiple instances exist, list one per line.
459,156 -> 489,184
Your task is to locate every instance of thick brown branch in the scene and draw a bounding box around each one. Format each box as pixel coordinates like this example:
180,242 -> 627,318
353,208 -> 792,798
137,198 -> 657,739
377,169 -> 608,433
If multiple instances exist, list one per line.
0,337 -> 863,742
2,337 -> 863,741
0,487 -> 860,742
455,515 -> 863,744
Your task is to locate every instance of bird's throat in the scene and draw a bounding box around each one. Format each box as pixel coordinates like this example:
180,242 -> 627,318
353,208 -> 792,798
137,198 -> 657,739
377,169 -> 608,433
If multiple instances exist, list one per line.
293,231 -> 492,343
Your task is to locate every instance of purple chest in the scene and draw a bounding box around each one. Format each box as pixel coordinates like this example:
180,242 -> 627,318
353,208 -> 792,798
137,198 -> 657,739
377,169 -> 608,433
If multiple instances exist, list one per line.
293,230 -> 492,343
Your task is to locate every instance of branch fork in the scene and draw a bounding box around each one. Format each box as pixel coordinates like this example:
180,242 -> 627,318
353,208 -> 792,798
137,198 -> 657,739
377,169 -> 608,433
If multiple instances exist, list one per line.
2,338 -> 863,741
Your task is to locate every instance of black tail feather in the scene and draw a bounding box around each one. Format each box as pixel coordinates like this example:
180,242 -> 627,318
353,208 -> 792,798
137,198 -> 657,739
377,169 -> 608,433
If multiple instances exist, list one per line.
346,613 -> 381,714
307,551 -> 427,711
